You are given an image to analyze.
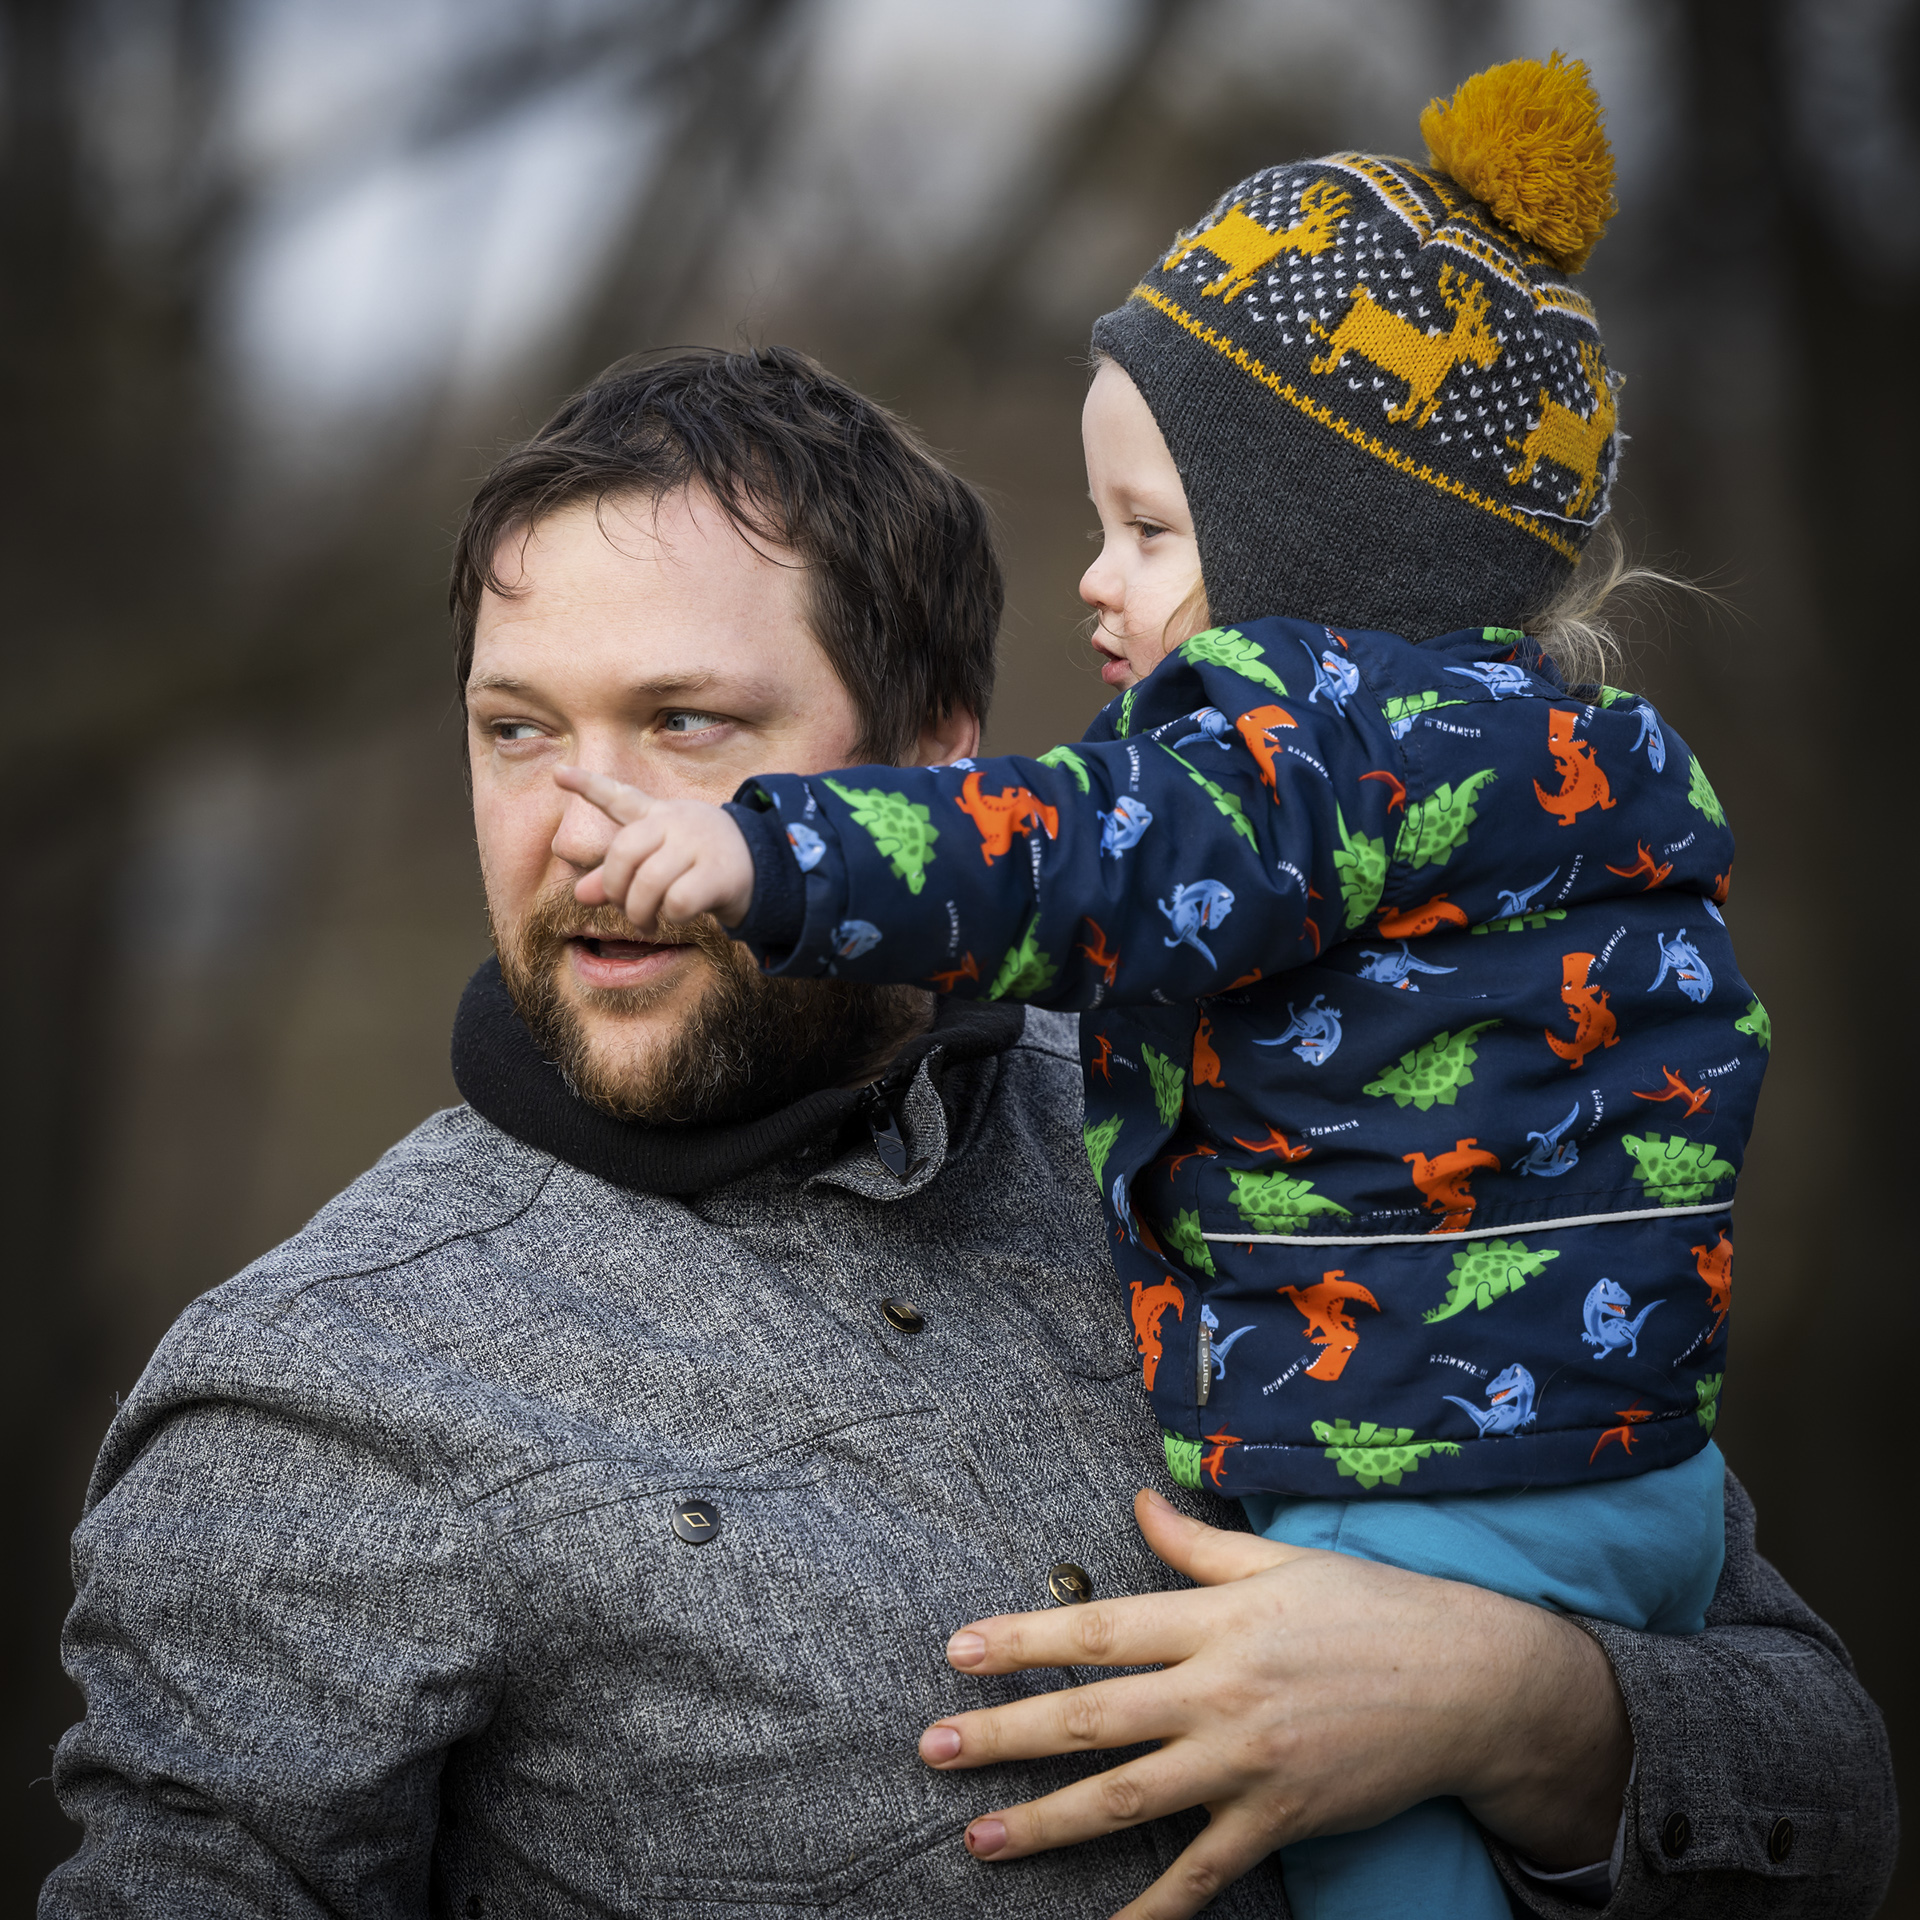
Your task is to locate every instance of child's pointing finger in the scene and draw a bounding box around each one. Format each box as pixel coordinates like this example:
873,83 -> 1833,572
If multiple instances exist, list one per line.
554,763 -> 655,826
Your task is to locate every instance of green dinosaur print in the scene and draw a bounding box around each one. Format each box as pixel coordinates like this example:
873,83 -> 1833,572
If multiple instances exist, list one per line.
1482,627 -> 1527,644
1166,1209 -> 1216,1277
1596,686 -> 1636,708
1333,804 -> 1386,931
1471,909 -> 1567,934
1621,1132 -> 1737,1204
1229,1167 -> 1351,1232
821,779 -> 938,894
1181,627 -> 1291,699
986,915 -> 1058,1000
1142,1045 -> 1185,1128
1363,1020 -> 1500,1110
1311,1418 -> 1462,1490
1422,1237 -> 1560,1324
1735,996 -> 1771,1050
1037,744 -> 1091,792
1380,690 -> 1466,727
1118,686 -> 1138,737
1695,1373 -> 1723,1433
1393,768 -> 1499,871
1162,746 -> 1257,847
1687,755 -> 1726,828
1083,1113 -> 1122,1188
1163,1431 -> 1204,1489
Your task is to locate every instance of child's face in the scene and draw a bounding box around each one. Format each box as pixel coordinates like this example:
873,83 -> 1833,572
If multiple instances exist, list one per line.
1079,358 -> 1203,690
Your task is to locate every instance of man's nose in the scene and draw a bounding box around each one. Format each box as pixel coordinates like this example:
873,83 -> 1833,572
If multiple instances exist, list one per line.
550,777 -> 622,873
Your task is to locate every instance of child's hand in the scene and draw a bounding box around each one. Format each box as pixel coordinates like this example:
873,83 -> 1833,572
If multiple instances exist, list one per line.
554,766 -> 755,934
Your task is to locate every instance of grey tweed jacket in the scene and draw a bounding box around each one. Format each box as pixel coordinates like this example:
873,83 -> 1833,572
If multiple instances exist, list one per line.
44,1010 -> 1894,1917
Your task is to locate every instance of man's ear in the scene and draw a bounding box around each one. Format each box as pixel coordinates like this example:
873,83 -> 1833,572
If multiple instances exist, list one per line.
913,704 -> 980,767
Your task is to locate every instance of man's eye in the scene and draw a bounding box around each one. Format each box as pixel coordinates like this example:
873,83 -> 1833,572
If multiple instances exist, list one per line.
492,721 -> 544,742
662,711 -> 726,735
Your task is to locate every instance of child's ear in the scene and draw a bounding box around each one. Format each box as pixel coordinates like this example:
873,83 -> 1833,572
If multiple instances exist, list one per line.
913,704 -> 981,768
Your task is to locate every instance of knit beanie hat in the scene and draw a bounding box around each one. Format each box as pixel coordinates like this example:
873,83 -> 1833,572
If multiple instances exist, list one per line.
1090,54 -> 1620,640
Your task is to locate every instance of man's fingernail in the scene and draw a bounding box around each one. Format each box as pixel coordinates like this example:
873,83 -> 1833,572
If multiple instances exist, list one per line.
965,1819 -> 1007,1857
1141,1486 -> 1172,1510
946,1631 -> 986,1667
920,1725 -> 961,1762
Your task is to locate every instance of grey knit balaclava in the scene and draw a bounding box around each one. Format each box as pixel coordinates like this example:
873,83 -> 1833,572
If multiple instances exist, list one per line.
1091,54 -> 1621,640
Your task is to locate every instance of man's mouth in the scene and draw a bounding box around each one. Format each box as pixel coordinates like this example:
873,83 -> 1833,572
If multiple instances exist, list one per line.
565,931 -> 696,989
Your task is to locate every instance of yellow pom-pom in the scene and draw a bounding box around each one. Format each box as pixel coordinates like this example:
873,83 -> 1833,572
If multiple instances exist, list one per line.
1420,52 -> 1616,274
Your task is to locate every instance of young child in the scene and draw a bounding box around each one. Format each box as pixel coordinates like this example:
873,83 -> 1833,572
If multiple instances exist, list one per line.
562,56 -> 1758,1918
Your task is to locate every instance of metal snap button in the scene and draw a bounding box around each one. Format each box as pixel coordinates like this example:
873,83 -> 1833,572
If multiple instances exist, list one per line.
1660,1811 -> 1693,1857
1047,1561 -> 1093,1605
1767,1816 -> 1794,1863
671,1500 -> 720,1544
879,1297 -> 925,1334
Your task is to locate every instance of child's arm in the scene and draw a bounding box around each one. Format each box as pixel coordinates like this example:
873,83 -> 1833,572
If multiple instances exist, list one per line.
562,636 -> 1405,1008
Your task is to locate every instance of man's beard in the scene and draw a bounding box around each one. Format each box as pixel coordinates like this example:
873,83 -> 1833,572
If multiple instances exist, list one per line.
495,883 -> 932,1127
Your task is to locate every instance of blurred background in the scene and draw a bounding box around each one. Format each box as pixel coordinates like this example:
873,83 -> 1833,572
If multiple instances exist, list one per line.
4,0 -> 1914,1905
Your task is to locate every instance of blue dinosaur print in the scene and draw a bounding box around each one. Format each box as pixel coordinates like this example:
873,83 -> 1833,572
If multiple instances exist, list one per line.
832,920 -> 883,960
787,822 -> 827,873
1443,1363 -> 1537,1436
1582,1278 -> 1662,1358
1110,1171 -> 1140,1243
1513,1102 -> 1581,1177
1495,869 -> 1559,917
1201,1302 -> 1255,1378
1446,661 -> 1534,699
1297,632 -> 1360,712
1170,707 -> 1233,752
1632,700 -> 1666,774
1100,794 -> 1153,857
1159,879 -> 1235,966
1703,898 -> 1726,926
1649,930 -> 1713,1004
1253,993 -> 1344,1064
1356,940 -> 1458,990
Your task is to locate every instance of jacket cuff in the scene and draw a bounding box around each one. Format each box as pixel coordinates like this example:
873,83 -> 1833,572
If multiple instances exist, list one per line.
723,797 -> 806,954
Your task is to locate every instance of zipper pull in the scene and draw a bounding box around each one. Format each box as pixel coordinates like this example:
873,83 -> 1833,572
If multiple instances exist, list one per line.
865,1090 -> 910,1180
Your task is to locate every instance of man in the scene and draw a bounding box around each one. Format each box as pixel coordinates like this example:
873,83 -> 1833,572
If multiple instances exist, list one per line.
44,348 -> 1894,1919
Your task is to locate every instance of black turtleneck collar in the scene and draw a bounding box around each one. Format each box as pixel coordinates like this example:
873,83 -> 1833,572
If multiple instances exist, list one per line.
450,957 -> 1026,1197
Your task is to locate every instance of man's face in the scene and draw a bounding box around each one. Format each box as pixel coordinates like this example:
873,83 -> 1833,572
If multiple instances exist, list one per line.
468,489 -> 950,1122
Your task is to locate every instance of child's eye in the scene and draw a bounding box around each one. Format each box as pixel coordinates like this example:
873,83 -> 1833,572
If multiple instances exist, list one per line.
1133,518 -> 1168,541
662,710 -> 726,736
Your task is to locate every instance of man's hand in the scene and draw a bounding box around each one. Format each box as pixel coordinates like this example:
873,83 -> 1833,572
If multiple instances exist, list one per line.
918,1488 -> 1632,1920
555,766 -> 756,933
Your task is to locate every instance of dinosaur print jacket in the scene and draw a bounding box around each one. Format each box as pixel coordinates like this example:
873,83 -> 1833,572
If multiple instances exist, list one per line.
727,618 -> 1762,1499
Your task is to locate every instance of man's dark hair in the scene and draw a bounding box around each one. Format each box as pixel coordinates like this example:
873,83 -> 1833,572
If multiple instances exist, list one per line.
451,345 -> 1002,760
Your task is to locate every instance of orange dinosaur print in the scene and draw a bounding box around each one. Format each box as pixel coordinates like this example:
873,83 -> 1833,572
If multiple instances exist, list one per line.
1693,1231 -> 1733,1342
1090,1032 -> 1117,1084
1634,1066 -> 1711,1118
1402,1138 -> 1500,1233
954,770 -> 1059,864
1303,917 -> 1322,955
1278,1270 -> 1380,1381
1234,705 -> 1297,792
1590,1400 -> 1651,1464
1201,1431 -> 1242,1489
1711,868 -> 1732,906
1359,768 -> 1408,814
1233,1125 -> 1313,1163
1129,1276 -> 1184,1391
1219,967 -> 1265,993
1534,708 -> 1616,826
926,952 -> 979,992
1376,892 -> 1469,938
1165,1142 -> 1218,1180
1545,952 -> 1619,1070
1193,1011 -> 1224,1089
1076,919 -> 1121,987
1605,841 -> 1673,890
